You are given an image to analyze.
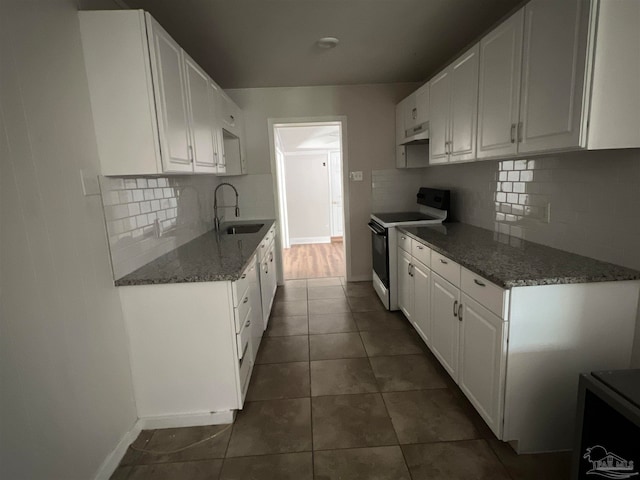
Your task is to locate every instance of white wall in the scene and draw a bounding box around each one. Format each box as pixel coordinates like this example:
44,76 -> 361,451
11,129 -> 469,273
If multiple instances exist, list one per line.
284,153 -> 331,243
226,83 -> 418,280
0,1 -> 138,478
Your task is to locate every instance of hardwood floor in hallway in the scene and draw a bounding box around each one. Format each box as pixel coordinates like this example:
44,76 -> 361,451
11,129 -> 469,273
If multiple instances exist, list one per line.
282,241 -> 345,280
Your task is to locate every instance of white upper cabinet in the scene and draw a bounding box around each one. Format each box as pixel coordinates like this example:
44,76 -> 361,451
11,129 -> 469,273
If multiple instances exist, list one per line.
449,45 -> 479,163
403,83 -> 429,133
428,69 -> 451,165
184,55 -> 217,173
146,16 -> 193,173
79,10 -> 247,176
477,9 -> 524,159
428,45 -> 479,165
517,0 -> 591,154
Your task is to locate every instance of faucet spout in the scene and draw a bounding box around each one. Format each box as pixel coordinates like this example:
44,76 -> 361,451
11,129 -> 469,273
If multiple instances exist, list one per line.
213,182 -> 240,232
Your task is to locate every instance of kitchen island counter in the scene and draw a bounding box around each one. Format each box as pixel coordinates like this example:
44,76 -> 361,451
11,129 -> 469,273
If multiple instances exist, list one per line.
115,220 -> 276,286
399,222 -> 640,288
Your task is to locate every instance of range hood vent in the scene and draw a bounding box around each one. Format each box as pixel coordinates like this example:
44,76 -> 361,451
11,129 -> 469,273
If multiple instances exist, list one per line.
400,121 -> 429,145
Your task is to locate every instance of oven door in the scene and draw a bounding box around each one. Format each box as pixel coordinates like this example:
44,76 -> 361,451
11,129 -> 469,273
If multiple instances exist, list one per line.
368,221 -> 389,288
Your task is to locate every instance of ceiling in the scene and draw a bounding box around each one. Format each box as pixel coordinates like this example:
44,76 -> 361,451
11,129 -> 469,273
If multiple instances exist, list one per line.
277,124 -> 341,152
124,0 -> 524,89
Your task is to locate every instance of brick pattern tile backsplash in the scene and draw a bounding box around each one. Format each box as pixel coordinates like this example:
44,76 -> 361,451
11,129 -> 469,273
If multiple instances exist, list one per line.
100,175 -> 219,279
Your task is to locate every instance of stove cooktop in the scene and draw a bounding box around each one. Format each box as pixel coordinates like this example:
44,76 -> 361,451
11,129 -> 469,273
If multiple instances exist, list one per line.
373,211 -> 438,223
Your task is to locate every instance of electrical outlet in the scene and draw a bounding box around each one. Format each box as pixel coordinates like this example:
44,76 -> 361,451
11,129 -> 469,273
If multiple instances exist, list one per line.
349,171 -> 363,182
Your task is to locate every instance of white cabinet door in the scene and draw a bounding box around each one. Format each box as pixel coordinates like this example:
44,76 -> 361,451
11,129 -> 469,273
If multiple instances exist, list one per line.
429,69 -> 451,165
184,55 -> 216,173
458,294 -> 506,437
403,91 -> 418,132
415,83 -> 430,125
449,45 -> 480,163
477,9 -> 524,159
398,249 -> 413,321
518,0 -> 591,153
146,15 -> 192,173
395,100 -> 407,168
247,256 -> 263,362
209,82 -> 226,174
430,272 -> 460,380
412,261 -> 431,347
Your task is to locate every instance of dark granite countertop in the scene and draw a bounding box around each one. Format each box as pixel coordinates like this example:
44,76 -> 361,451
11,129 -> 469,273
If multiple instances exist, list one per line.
398,223 -> 640,288
115,220 -> 275,286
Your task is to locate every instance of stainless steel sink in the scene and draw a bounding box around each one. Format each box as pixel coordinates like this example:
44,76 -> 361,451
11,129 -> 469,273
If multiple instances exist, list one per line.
224,223 -> 264,235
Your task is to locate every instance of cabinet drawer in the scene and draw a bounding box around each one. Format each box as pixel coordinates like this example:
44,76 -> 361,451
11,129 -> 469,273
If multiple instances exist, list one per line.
236,306 -> 252,360
232,271 -> 251,308
461,268 -> 507,318
233,288 -> 251,333
431,251 -> 461,287
411,241 -> 431,267
398,231 -> 412,253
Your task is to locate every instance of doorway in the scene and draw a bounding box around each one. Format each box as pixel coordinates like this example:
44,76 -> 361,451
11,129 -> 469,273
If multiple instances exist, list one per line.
272,121 -> 346,280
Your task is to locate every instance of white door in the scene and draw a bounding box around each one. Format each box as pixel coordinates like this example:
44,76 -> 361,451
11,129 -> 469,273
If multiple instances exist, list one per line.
328,151 -> 343,237
428,69 -> 450,164
184,55 -> 216,173
430,272 -> 460,380
449,44 -> 480,163
458,294 -> 506,437
518,0 -> 591,153
397,249 -> 413,321
412,261 -> 431,347
146,15 -> 192,172
477,8 -> 524,159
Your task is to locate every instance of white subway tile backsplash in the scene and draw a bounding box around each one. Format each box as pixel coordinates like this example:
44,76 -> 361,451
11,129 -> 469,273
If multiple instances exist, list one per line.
99,174 -> 220,279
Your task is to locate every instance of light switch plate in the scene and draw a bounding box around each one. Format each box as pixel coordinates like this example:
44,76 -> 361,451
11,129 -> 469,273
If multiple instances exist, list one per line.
80,169 -> 101,196
349,171 -> 363,181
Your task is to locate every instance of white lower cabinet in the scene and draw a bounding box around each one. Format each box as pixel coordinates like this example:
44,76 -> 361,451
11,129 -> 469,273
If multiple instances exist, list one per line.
397,231 -> 639,452
430,272 -> 460,380
259,227 -> 279,330
458,293 -> 507,437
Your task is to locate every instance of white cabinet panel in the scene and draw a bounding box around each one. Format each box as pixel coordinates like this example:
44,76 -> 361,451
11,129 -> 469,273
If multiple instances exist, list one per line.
477,9 -> 524,159
184,55 -> 217,173
449,44 -> 479,163
398,249 -> 413,321
146,15 -> 192,172
458,294 -> 506,437
430,273 -> 460,379
518,0 -> 590,153
412,261 -> 431,346
428,69 -> 450,165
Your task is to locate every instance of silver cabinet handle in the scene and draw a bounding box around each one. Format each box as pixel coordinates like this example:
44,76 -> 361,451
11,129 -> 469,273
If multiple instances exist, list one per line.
444,141 -> 448,155
416,245 -> 424,250
474,279 -> 486,287
188,145 -> 194,163
412,107 -> 417,119
453,300 -> 458,317
410,264 -> 414,277
440,258 -> 448,264
518,121 -> 523,142
241,274 -> 246,279
243,297 -> 249,304
510,124 -> 516,143
458,303 -> 463,321
246,319 -> 251,327
408,262 -> 412,276
401,236 -> 406,240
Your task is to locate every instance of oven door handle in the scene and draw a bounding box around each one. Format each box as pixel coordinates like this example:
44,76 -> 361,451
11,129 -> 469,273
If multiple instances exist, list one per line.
367,222 -> 386,236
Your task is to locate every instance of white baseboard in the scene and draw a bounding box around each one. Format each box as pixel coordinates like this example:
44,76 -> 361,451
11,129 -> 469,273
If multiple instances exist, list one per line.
289,236 -> 330,245
347,274 -> 373,282
94,410 -> 235,480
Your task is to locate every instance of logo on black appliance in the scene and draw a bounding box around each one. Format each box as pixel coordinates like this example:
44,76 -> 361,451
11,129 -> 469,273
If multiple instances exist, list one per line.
583,445 -> 638,479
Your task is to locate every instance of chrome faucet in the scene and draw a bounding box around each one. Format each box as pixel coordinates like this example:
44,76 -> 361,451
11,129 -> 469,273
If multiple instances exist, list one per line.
213,182 -> 239,231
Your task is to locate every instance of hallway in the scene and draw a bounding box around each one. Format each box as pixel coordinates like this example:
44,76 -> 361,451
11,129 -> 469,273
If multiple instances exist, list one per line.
282,242 -> 345,279
111,279 -> 571,479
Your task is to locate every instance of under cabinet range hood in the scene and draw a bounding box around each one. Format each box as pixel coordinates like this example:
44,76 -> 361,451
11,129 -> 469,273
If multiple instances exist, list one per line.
400,121 -> 429,145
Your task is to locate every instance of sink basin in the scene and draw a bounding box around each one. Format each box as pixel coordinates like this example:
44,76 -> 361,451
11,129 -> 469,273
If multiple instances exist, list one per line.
223,223 -> 264,235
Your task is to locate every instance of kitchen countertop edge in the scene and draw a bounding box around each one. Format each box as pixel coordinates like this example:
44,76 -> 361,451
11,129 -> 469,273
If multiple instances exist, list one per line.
115,219 -> 276,287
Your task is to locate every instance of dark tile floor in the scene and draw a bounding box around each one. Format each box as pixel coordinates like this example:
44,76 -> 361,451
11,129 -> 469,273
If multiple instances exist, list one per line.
112,278 -> 571,480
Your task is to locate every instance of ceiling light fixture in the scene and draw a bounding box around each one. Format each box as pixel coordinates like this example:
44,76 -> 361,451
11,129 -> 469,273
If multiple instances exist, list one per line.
316,37 -> 339,49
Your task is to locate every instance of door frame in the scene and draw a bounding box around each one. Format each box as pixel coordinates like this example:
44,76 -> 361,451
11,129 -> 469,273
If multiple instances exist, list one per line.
268,116 -> 351,283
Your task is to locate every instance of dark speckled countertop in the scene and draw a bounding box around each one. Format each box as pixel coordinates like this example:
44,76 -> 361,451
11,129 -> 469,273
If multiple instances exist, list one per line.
115,220 -> 275,286
398,223 -> 640,288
